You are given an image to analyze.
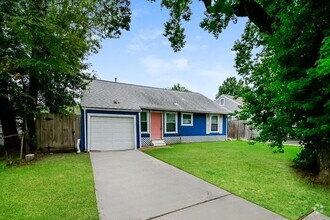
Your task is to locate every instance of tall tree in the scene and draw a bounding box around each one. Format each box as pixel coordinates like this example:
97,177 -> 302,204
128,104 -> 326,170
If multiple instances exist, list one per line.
215,77 -> 245,99
155,0 -> 330,183
171,83 -> 190,92
0,0 -> 131,155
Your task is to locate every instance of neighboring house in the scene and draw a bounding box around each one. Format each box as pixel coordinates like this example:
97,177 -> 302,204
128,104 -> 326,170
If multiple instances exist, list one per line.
215,94 -> 243,120
215,94 -> 259,139
80,79 -> 229,151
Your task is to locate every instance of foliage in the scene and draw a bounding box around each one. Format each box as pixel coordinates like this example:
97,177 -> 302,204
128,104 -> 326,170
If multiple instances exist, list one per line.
293,146 -> 318,173
215,76 -> 246,99
144,141 -> 330,219
200,0 -> 236,38
171,83 -> 191,92
1,0 -> 131,111
0,0 -> 131,152
5,156 -> 21,167
0,153 -> 98,219
149,0 -> 193,52
232,1 -> 330,181
155,0 -> 330,181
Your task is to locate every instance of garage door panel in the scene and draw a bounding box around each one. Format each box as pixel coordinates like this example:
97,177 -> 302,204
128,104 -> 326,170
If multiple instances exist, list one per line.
90,115 -> 135,151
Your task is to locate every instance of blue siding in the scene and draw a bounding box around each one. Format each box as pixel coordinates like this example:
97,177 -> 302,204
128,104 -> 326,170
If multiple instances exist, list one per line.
81,109 -> 140,151
164,112 -> 227,137
81,109 -> 227,150
80,108 -> 85,151
222,114 -> 227,135
141,133 -> 150,138
178,113 -> 206,136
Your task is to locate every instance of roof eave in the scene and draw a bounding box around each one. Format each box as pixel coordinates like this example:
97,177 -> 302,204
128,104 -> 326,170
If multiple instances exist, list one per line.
81,106 -> 141,112
140,106 -> 228,114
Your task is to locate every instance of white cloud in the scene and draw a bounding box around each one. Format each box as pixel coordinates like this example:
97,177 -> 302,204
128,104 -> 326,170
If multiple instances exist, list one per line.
140,56 -> 188,74
126,42 -> 148,51
195,35 -> 203,41
198,64 -> 237,81
185,43 -> 208,51
127,28 -> 163,52
172,58 -> 189,70
161,40 -> 170,46
138,29 -> 163,41
131,8 -> 148,18
168,64 -> 237,99
229,50 -> 236,56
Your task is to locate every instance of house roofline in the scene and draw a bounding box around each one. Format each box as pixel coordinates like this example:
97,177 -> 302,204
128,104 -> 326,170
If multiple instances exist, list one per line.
92,78 -> 201,95
81,106 -> 228,114
217,94 -> 243,106
81,106 -> 141,112
140,106 -> 228,114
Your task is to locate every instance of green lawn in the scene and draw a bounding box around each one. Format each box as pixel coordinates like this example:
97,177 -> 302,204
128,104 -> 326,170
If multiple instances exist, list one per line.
0,153 -> 98,220
144,141 -> 330,220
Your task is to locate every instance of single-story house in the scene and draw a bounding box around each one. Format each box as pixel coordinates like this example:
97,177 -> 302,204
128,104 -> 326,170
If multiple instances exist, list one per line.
80,79 -> 229,151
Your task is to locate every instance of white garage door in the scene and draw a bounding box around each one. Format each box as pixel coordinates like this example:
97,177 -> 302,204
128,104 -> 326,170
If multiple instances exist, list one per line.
90,116 -> 135,151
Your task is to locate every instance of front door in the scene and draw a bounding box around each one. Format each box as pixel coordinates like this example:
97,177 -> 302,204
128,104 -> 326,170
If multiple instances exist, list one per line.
151,112 -> 162,140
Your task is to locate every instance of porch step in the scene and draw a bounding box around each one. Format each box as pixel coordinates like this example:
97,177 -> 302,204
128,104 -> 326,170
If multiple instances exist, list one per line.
151,139 -> 166,147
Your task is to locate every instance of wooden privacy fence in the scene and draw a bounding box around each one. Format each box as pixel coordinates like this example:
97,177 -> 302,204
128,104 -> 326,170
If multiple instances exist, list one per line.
36,113 -> 80,152
227,120 -> 259,140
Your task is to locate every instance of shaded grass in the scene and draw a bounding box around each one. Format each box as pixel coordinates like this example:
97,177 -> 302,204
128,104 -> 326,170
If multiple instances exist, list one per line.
0,153 -> 98,220
0,160 -> 5,172
144,141 -> 330,219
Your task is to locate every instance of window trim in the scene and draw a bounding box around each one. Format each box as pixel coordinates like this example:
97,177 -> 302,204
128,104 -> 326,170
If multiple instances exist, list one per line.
140,111 -> 149,133
181,113 -> 193,126
220,98 -> 225,106
210,114 -> 220,133
165,112 -> 178,133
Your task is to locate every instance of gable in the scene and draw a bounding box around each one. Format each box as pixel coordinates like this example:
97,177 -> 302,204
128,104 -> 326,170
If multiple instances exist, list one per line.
215,94 -> 243,113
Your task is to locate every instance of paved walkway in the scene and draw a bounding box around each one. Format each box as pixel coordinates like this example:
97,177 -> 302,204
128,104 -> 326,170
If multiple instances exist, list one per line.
90,150 -> 286,220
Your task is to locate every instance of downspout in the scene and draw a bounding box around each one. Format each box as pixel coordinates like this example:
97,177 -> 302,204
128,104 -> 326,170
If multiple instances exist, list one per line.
76,139 -> 81,153
225,115 -> 228,141
83,108 -> 87,152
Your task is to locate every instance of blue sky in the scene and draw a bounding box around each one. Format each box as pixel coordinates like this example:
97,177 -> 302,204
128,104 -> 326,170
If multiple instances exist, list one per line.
88,1 -> 247,100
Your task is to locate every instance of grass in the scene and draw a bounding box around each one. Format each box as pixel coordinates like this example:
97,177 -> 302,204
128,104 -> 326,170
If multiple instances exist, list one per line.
144,141 -> 330,220
0,153 -> 98,220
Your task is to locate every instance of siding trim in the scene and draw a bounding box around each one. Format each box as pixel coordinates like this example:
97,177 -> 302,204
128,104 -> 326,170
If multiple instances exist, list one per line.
164,112 -> 178,134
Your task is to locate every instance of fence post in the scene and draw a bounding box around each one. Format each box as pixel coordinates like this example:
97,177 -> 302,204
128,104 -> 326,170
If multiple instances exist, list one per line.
20,132 -> 24,160
237,120 -> 239,140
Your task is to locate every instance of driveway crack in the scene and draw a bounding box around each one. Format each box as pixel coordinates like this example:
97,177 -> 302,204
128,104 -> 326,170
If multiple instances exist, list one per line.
146,193 -> 232,220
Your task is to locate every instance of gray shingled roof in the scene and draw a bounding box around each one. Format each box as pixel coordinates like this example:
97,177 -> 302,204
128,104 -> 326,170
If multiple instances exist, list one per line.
81,79 -> 228,114
223,95 -> 243,105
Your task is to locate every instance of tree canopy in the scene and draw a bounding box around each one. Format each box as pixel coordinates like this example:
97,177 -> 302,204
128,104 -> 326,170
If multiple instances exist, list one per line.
0,0 -> 131,153
171,83 -> 191,92
215,77 -> 246,99
157,0 -> 330,183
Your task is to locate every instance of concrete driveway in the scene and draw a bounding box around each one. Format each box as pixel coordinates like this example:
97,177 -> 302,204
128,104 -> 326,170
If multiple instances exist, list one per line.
90,150 -> 286,220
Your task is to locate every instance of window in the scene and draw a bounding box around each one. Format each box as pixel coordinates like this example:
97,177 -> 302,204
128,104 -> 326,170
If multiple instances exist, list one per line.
206,114 -> 223,134
220,98 -> 225,106
165,112 -> 177,133
181,113 -> 193,126
211,115 -> 219,132
140,111 -> 148,133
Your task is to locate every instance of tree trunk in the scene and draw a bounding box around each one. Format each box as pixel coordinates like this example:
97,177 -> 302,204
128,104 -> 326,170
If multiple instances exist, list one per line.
315,142 -> 330,184
25,74 -> 39,153
0,82 -> 20,156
